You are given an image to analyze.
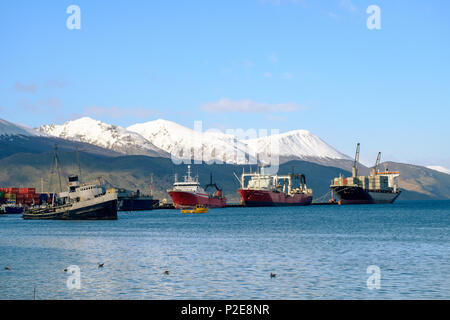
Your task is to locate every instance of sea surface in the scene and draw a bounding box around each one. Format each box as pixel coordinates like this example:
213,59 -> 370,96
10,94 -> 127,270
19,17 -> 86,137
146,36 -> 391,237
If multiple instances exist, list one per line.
0,200 -> 449,300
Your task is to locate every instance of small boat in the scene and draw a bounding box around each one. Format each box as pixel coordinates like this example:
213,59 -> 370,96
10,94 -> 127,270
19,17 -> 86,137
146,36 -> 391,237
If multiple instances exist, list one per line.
180,205 -> 209,214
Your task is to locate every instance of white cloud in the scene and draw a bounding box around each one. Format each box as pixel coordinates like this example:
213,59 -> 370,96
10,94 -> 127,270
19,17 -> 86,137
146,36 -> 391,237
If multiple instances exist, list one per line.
327,11 -> 340,20
14,82 -> 37,93
340,0 -> 357,13
201,98 -> 306,113
45,79 -> 68,88
281,72 -> 293,79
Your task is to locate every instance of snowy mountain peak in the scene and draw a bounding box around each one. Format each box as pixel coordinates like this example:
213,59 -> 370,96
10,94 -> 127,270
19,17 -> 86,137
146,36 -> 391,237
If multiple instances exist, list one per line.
244,129 -> 351,160
128,119 -> 351,163
38,117 -> 167,157
34,117 -> 351,163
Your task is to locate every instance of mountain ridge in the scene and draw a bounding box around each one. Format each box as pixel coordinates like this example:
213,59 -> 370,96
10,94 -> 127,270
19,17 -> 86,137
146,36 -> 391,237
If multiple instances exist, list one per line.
1,117 -> 449,201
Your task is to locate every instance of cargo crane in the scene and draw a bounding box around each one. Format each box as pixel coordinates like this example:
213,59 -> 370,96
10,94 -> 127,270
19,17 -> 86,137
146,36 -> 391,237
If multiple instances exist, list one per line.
371,152 -> 381,176
352,143 -> 360,178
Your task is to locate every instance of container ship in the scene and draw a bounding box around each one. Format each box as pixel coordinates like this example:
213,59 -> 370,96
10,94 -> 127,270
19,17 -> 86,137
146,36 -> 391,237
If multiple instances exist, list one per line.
236,166 -> 313,207
168,166 -> 226,209
330,143 -> 401,204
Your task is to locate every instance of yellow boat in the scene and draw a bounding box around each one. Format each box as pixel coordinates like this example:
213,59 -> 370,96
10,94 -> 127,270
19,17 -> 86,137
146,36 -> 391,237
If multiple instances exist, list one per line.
180,205 -> 209,214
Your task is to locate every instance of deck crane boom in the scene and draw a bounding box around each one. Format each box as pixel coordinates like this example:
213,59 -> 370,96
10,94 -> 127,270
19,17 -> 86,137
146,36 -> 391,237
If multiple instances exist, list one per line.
371,152 -> 382,176
352,142 -> 360,177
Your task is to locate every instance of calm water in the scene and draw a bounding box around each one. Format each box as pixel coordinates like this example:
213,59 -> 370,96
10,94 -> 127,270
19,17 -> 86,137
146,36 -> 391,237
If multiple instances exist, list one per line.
0,201 -> 449,300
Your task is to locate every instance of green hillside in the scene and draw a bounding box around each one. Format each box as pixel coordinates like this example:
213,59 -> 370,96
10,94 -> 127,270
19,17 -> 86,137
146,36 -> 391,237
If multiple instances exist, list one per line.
0,151 -> 351,203
0,150 -> 448,202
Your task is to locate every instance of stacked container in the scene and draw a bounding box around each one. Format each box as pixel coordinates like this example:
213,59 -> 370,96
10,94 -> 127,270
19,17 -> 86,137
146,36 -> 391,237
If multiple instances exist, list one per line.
0,186 -> 43,206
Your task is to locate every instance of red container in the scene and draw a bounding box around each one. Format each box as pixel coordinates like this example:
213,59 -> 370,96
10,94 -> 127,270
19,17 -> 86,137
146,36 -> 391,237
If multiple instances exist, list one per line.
10,188 -> 19,193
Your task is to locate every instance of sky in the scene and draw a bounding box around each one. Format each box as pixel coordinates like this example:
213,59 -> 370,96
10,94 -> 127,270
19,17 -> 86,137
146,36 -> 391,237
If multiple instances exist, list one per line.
1,0 -> 449,167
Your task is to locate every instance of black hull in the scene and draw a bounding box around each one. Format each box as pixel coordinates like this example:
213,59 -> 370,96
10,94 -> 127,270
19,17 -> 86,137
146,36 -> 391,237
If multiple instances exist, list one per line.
118,198 -> 159,211
23,199 -> 118,220
331,186 -> 401,204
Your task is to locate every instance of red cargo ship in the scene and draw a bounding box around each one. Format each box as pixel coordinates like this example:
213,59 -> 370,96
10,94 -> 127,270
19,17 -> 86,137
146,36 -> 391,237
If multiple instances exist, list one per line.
237,166 -> 313,207
168,166 -> 226,209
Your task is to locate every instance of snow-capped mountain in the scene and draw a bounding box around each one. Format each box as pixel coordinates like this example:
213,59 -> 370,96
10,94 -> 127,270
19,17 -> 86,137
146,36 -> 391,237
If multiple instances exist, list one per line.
128,119 -> 253,163
128,119 -> 350,164
0,118 -> 43,137
244,129 -> 350,161
35,116 -> 351,163
38,117 -> 168,157
427,166 -> 450,175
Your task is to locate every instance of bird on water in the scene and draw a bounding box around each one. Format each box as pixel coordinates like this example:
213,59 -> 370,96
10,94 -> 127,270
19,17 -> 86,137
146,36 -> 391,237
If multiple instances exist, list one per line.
270,272 -> 276,278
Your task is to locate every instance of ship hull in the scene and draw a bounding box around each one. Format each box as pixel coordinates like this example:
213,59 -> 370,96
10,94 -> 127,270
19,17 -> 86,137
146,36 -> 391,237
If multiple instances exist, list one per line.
4,206 -> 24,214
168,191 -> 226,209
237,189 -> 313,207
331,186 -> 401,204
23,199 -> 118,220
118,198 -> 159,211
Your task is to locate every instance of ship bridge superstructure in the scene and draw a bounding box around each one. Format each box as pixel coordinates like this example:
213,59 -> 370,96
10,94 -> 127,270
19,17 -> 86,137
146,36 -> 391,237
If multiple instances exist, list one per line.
172,165 -> 206,193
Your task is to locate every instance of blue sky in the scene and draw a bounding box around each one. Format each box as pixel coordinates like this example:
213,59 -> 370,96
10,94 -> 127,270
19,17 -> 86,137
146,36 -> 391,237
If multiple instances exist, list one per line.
1,0 -> 449,167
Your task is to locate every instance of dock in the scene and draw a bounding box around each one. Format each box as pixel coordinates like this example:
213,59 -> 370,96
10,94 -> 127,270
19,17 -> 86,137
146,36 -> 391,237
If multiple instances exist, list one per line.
311,202 -> 339,206
225,203 -> 244,208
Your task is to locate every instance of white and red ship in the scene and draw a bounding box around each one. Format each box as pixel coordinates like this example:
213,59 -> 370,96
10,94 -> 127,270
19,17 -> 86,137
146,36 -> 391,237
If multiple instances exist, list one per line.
168,166 -> 226,209
237,166 -> 313,207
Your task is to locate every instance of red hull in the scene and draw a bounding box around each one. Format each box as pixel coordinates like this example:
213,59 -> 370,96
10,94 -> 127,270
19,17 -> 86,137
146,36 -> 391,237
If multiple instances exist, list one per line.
238,189 -> 312,207
168,191 -> 226,209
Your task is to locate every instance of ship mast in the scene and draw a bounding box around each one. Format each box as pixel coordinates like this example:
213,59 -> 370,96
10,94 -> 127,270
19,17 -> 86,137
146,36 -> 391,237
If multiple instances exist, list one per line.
51,144 -> 63,193
150,173 -> 154,197
75,147 -> 82,183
